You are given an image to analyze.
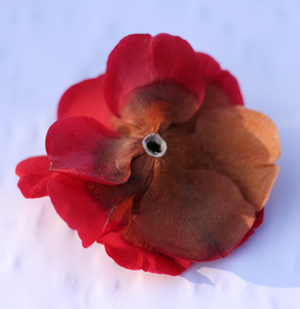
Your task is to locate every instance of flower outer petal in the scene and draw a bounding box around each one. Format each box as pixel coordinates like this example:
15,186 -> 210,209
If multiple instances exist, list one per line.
192,106 -> 280,210
196,52 -> 244,112
135,165 -> 256,262
57,75 -> 121,130
104,34 -> 204,123
46,116 -> 144,185
16,156 -> 56,198
100,228 -> 192,276
157,53 -> 245,137
47,153 -> 155,247
47,174 -> 135,247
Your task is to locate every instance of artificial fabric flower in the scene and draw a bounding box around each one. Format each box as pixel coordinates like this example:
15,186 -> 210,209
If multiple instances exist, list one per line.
16,33 -> 280,276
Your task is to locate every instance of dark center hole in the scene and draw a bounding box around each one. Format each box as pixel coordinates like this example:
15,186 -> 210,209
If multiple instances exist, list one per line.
147,141 -> 162,154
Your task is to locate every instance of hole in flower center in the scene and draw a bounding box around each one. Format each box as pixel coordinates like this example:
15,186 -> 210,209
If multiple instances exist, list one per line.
147,141 -> 161,153
142,133 -> 167,157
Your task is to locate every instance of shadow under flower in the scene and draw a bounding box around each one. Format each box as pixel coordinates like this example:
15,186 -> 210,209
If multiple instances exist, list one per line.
180,263 -> 216,285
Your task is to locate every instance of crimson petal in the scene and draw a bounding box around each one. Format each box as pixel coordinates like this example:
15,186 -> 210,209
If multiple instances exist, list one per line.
46,116 -> 143,184
47,174 -> 134,247
57,75 -> 120,130
16,156 -> 55,198
100,232 -> 191,276
104,34 -> 204,122
196,52 -> 243,112
136,168 -> 256,261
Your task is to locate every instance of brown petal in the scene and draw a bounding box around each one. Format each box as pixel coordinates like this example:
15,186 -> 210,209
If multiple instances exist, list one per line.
190,106 -> 280,210
135,166 -> 256,261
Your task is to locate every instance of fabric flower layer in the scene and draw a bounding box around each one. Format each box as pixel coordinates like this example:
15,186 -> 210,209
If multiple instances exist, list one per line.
16,34 -> 280,276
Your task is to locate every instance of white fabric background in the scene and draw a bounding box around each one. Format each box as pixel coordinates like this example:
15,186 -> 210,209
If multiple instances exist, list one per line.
1,0 -> 300,308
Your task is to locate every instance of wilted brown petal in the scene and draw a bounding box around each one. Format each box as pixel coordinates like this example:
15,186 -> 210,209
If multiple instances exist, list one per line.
167,106 -> 280,210
135,163 -> 255,261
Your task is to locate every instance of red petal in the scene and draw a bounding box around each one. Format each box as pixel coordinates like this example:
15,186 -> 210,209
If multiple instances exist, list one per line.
47,174 -> 134,247
47,154 -> 154,248
135,167 -> 256,261
100,232 -> 191,276
16,156 -> 55,198
57,75 -> 120,130
197,53 -> 222,85
46,117 -> 143,184
104,34 -> 204,119
197,52 -> 244,109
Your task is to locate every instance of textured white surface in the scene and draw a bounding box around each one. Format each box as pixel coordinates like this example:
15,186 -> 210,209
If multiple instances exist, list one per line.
1,0 -> 300,308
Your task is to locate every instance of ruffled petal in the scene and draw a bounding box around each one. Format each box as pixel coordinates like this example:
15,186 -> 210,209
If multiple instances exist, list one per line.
104,34 -> 204,125
197,53 -> 243,113
57,75 -> 120,130
197,53 -> 222,85
135,166 -> 256,261
46,116 -> 144,184
47,150 -> 154,247
47,174 -> 134,247
187,106 -> 280,210
16,156 -> 55,198
100,226 -> 191,276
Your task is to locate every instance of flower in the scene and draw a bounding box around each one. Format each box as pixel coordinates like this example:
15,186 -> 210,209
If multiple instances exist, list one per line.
16,33 -> 280,276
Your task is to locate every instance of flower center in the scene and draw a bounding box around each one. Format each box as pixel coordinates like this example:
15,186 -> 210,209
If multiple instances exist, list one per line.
142,133 -> 167,157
